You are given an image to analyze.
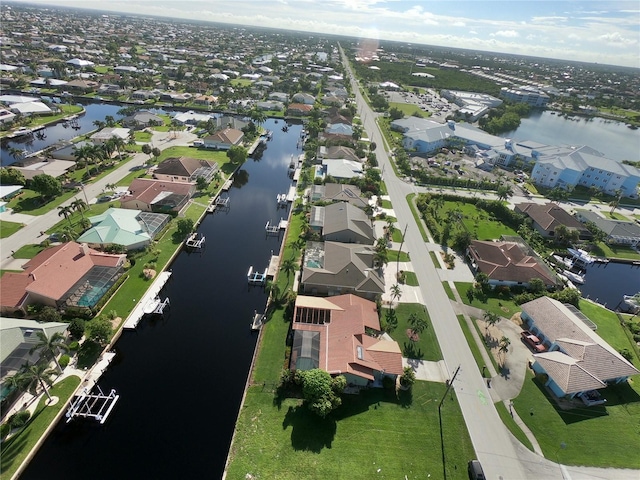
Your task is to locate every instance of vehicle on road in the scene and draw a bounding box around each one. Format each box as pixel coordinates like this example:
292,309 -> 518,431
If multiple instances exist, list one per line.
521,330 -> 546,352
467,459 -> 485,480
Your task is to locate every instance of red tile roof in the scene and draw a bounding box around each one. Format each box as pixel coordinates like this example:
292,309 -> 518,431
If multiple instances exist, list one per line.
120,178 -> 194,205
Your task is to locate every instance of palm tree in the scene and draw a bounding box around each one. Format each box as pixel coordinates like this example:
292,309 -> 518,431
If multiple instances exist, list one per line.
280,257 -> 297,286
29,331 -> 69,373
408,312 -> 428,341
71,198 -> 88,219
390,283 -> 402,307
57,205 -> 73,225
93,120 -> 105,130
385,217 -> 395,241
496,185 -> 513,202
20,361 -> 57,402
151,147 -> 161,162
104,115 -> 116,127
249,108 -> 267,127
498,336 -> 511,365
609,189 -> 623,215
60,225 -> 78,242
483,311 -> 499,335
374,237 -> 388,268
9,147 -> 27,162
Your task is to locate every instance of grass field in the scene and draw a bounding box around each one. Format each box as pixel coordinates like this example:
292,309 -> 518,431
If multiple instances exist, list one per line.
402,271 -> 419,286
429,251 -> 441,268
133,131 -> 152,142
12,244 -> 46,259
388,101 -> 428,117
386,303 -> 442,361
0,376 -> 81,480
442,282 -> 455,301
388,250 -> 410,262
226,381 -> 474,480
454,282 -> 521,319
590,242 -> 640,261
441,201 -> 518,240
0,220 -> 23,239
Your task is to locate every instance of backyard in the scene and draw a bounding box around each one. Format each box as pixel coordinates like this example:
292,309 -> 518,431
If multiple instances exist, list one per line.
385,303 -> 442,361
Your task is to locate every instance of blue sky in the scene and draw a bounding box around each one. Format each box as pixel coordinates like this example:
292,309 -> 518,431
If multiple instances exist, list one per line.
13,0 -> 640,67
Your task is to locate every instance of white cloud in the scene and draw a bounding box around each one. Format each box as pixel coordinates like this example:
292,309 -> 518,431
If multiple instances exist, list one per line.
452,21 -> 466,27
491,30 -> 519,38
597,31 -> 638,47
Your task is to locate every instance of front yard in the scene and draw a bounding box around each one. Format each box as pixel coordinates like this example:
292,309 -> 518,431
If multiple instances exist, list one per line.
226,381 -> 474,480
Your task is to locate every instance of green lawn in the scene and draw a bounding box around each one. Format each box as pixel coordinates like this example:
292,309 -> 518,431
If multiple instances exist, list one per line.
381,199 -> 392,209
454,282 -> 521,319
402,271 -> 419,286
226,381 -> 474,480
442,282 -> 455,301
457,314 -> 498,375
494,401 -> 534,452
12,244 -> 46,259
388,102 -> 427,117
0,376 -> 81,480
388,250 -> 410,262
513,371 -> 640,468
0,220 -> 23,238
429,251 -> 441,268
134,131 -> 152,142
590,242 -> 640,261
386,304 -> 442,361
156,146 -> 230,169
407,194 -> 429,242
441,201 -> 518,240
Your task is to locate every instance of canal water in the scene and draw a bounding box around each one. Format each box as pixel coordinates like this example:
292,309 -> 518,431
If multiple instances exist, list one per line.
501,110 -> 640,162
577,261 -> 640,310
20,118 -> 302,479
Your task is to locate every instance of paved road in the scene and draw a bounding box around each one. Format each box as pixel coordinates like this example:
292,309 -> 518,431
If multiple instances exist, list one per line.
0,130 -> 196,269
340,45 -> 640,480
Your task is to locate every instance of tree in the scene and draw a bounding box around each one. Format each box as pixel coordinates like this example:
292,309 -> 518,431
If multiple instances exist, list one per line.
452,229 -> 472,252
60,225 -> 79,242
300,369 -> 344,418
31,174 -> 62,199
249,108 -> 267,126
483,311 -> 499,335
196,176 -> 208,191
400,366 -> 416,388
68,318 -> 86,339
408,312 -> 428,341
609,189 -> 623,215
227,145 -> 248,164
71,198 -> 88,219
20,361 -> 57,402
498,336 -> 511,365
374,236 -> 388,268
0,167 -> 26,186
151,147 -> 161,162
384,308 -> 398,333
280,257 -> 297,286
528,278 -> 546,294
38,306 -> 62,323
86,318 -> 112,345
553,225 -> 579,246
548,187 -> 569,203
141,143 -> 152,161
29,331 -> 69,373
496,184 -> 513,202
390,283 -> 402,306
176,218 -> 194,237
57,204 -> 74,225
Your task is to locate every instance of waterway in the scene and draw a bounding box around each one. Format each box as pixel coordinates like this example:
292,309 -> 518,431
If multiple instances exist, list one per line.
501,110 -> 640,162
20,118 -> 302,479
577,261 -> 640,310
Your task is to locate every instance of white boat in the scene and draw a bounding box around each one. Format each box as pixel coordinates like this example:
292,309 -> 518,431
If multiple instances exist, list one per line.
563,270 -> 585,285
567,248 -> 595,264
552,254 -> 574,268
143,296 -> 161,314
622,294 -> 640,313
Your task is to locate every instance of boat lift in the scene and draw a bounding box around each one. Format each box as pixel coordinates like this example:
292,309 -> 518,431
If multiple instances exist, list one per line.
185,233 -> 206,249
65,385 -> 119,425
247,266 -> 267,286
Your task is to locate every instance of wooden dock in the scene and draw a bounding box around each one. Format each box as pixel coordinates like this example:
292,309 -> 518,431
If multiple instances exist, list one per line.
267,255 -> 280,278
216,195 -> 230,208
286,185 -> 296,202
222,179 -> 233,191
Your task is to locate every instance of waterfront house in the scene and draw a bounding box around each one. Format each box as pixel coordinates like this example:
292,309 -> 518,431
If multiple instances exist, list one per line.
316,145 -> 360,163
320,159 -> 364,181
467,237 -> 561,289
521,296 -> 639,401
77,208 -> 170,251
287,103 -> 313,116
153,156 -> 219,184
290,294 -> 403,387
308,183 -> 369,210
90,127 -> 131,145
0,242 -> 125,315
202,128 -> 244,150
120,178 -> 195,213
12,157 -> 75,181
575,210 -> 640,247
310,202 -> 374,244
121,111 -> 163,129
515,202 -> 591,239
301,241 -> 385,300
291,92 -> 315,105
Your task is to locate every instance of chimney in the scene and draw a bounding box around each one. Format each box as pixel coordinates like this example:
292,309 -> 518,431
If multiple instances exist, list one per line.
79,243 -> 90,256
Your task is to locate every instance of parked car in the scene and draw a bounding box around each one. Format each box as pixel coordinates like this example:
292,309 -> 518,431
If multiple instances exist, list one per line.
521,330 -> 546,352
467,459 -> 485,480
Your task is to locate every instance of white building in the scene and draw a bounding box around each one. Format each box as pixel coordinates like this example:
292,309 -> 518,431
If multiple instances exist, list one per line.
500,86 -> 550,107
441,90 -> 503,121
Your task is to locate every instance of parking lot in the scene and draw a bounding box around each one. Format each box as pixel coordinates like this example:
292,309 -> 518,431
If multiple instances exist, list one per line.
383,89 -> 458,121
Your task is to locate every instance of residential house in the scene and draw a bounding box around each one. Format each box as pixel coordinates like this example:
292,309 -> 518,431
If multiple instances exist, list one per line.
130,90 -> 159,101
202,128 -> 244,150
290,294 -> 403,386
308,183 -> 369,210
211,115 -> 249,131
121,111 -> 163,129
467,237 -> 561,289
301,241 -> 385,300
77,208 -> 170,251
90,127 -> 131,145
310,202 -> 374,244
120,178 -> 195,213
291,92 -> 315,105
287,103 -> 313,116
12,157 -> 75,181
515,202 -> 591,239
0,242 -> 125,314
64,79 -> 98,92
521,296 -> 638,400
256,101 -> 283,111
320,159 -> 364,181
194,95 -> 217,106
1,317 -> 69,389
268,92 -> 289,103
575,210 -> 640,247
153,156 -> 219,184
317,145 -> 360,162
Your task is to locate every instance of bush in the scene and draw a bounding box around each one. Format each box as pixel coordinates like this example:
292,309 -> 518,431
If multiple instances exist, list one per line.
400,367 -> 416,388
67,318 -> 86,339
38,306 -> 62,323
68,341 -> 80,351
619,349 -> 634,363
9,410 -> 31,429
59,354 -> 70,369
0,422 -> 11,440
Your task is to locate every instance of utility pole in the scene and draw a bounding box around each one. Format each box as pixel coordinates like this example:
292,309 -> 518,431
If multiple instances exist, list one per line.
396,224 -> 408,277
439,364 -> 461,412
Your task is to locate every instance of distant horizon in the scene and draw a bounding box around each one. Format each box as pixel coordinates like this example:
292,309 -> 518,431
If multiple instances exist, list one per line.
6,0 -> 640,69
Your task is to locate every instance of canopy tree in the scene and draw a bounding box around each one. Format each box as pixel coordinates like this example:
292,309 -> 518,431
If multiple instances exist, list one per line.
31,174 -> 62,199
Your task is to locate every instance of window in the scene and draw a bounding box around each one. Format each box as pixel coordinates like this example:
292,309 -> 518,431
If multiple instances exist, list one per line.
356,346 -> 364,360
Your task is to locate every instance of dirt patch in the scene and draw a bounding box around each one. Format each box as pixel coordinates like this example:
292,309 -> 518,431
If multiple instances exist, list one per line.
405,328 -> 420,342
509,313 -> 523,327
143,268 -> 156,280
110,316 -> 122,329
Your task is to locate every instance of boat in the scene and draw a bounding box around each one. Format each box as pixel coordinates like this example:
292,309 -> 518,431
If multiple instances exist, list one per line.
143,296 -> 161,315
276,193 -> 288,206
552,254 -> 574,268
9,126 -> 33,138
563,270 -> 585,285
622,294 -> 640,313
567,247 -> 595,264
